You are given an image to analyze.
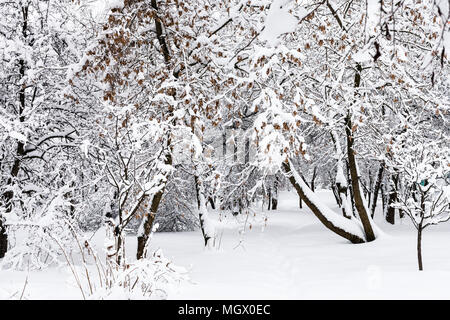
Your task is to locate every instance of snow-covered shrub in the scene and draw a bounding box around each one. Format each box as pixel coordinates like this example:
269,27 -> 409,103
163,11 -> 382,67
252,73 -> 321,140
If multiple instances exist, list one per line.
0,188 -> 79,270
92,249 -> 189,300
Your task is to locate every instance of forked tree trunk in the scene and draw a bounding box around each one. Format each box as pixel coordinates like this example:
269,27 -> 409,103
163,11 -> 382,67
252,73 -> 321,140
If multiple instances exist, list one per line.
282,161 -> 365,244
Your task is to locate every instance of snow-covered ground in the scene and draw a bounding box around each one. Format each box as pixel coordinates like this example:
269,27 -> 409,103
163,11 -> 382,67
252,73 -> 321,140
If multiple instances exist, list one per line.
2,190 -> 450,300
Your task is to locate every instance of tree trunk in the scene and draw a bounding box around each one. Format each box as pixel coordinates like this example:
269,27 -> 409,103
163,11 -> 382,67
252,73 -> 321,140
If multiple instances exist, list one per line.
310,166 -> 317,192
208,197 -> 216,210
417,225 -> 423,271
136,152 -> 172,260
345,64 -> 376,242
0,6 -> 30,258
222,131 -> 227,160
233,135 -> 238,162
137,0 -> 174,260
386,174 -> 398,225
282,161 -> 365,244
271,177 -> 278,210
371,162 -> 384,218
0,219 -> 7,258
244,136 -> 250,164
194,175 -> 213,247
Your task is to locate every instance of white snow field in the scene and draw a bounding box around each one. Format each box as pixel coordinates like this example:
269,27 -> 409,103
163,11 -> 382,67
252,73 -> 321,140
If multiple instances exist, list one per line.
1,190 -> 450,300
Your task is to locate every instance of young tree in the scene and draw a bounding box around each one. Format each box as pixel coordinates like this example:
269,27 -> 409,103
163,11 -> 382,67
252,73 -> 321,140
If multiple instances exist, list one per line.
392,133 -> 449,270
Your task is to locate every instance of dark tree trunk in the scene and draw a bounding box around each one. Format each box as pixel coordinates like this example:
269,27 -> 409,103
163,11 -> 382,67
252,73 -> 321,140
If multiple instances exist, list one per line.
267,187 -> 272,210
271,178 -> 278,210
345,161 -> 357,217
233,136 -> 238,162
310,166 -> 317,192
208,197 -> 216,210
417,225 -> 423,271
282,161 -> 365,244
331,183 -> 342,207
0,6 -> 30,258
366,169 -> 373,207
136,211 -> 156,259
222,131 -> 227,159
0,219 -> 7,258
244,136 -> 250,164
371,162 -> 385,218
386,174 -> 399,225
346,114 -> 374,241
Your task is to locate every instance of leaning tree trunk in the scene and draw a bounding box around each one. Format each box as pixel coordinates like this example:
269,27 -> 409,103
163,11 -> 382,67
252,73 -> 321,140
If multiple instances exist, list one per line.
344,64 -> 376,242
345,113 -> 376,242
136,152 -> 172,260
282,160 -> 365,244
136,0 -> 176,259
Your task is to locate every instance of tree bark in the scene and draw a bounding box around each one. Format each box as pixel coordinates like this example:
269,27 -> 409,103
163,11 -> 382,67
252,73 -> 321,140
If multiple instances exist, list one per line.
386,174 -> 398,225
208,197 -> 216,209
0,219 -> 7,258
0,5 -> 30,258
233,135 -> 238,162
194,175 -> 212,247
310,166 -> 317,192
244,136 -> 250,164
371,162 -> 384,218
271,177 -> 278,210
417,225 -> 423,271
282,161 -> 365,244
136,153 -> 172,260
345,64 -> 376,242
222,131 -> 227,160
136,0 -> 174,259
345,114 -> 375,241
